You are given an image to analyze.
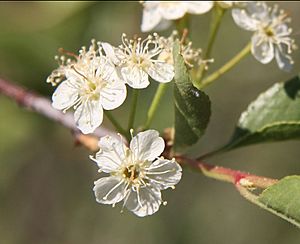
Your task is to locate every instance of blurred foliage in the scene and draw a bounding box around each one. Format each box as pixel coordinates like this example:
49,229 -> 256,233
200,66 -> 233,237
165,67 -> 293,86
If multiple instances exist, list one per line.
1,2 -> 300,244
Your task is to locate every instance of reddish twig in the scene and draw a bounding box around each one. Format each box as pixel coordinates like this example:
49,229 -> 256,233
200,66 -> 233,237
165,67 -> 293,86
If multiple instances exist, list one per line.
176,156 -> 278,189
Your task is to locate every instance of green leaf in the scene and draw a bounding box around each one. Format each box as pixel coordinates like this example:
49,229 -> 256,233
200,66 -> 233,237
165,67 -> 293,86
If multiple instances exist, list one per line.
173,41 -> 211,151
225,75 -> 300,150
258,176 -> 300,228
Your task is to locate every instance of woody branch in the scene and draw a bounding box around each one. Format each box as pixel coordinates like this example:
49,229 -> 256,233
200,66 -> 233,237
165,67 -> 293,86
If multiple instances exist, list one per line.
0,77 -> 115,151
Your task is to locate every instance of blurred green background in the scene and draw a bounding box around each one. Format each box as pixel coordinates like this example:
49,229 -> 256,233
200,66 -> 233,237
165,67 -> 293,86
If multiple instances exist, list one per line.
1,2 -> 300,243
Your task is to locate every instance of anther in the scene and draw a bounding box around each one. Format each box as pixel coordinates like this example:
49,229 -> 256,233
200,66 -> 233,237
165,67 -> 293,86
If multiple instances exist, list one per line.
130,129 -> 134,139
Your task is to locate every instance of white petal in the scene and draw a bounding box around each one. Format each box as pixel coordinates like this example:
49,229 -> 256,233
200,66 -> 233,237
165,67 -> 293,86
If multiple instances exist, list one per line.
83,57 -> 101,77
100,81 -> 127,110
52,79 -> 79,110
232,8 -> 258,31
160,2 -> 186,20
146,159 -> 182,190
101,43 -> 121,65
246,2 -> 268,22
93,176 -> 126,205
125,186 -> 162,217
95,57 -> 114,77
147,62 -> 174,83
141,2 -> 162,32
185,2 -> 213,14
121,66 -> 149,89
64,68 -> 82,81
74,100 -> 103,134
97,56 -> 125,84
130,130 -> 165,162
157,50 -> 173,64
94,58 -> 127,110
274,23 -> 291,37
153,19 -> 172,32
114,48 -> 127,62
251,34 -> 274,64
95,135 -> 126,173
275,46 -> 293,72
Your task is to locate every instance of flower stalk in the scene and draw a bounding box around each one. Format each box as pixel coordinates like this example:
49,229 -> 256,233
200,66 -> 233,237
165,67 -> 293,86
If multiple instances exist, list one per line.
104,111 -> 128,139
127,89 -> 139,132
197,42 -> 251,89
144,83 -> 169,129
195,5 -> 226,83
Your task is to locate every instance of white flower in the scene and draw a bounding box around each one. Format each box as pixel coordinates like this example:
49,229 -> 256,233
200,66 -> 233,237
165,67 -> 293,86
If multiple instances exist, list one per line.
158,31 -> 214,68
141,1 -> 236,32
49,40 -> 127,134
232,2 -> 296,71
90,130 -> 182,217
102,34 -> 174,89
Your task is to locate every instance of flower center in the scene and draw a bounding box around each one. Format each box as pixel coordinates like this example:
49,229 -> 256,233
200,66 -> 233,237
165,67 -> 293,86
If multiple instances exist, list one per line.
123,165 -> 140,181
71,65 -> 106,100
264,26 -> 274,37
83,79 -> 100,100
87,80 -> 97,91
128,40 -> 149,69
120,33 -> 162,71
131,55 -> 149,69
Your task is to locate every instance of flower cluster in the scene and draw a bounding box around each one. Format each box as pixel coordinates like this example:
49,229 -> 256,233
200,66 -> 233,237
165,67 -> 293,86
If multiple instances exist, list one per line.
232,2 -> 296,71
48,33 -> 175,133
47,35 -> 182,216
90,130 -> 182,217
46,1 -> 297,218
